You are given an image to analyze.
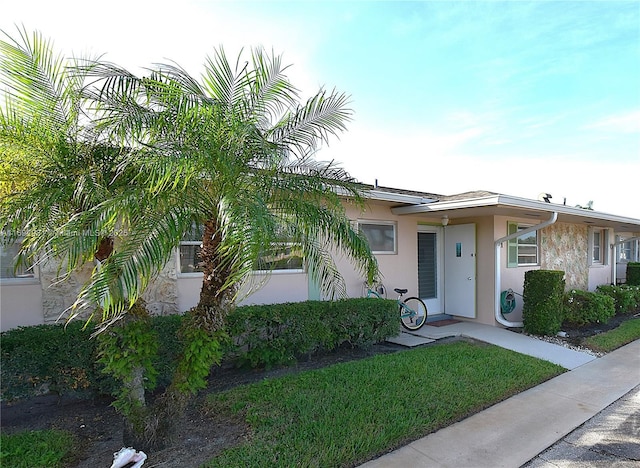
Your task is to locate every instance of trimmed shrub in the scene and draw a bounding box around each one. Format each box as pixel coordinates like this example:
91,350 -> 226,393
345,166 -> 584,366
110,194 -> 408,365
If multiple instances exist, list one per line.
595,284 -> 640,315
1,299 -> 398,399
523,270 -> 565,335
226,298 -> 398,368
0,322 -> 103,400
563,290 -> 615,327
627,262 -> 640,286
0,316 -> 183,401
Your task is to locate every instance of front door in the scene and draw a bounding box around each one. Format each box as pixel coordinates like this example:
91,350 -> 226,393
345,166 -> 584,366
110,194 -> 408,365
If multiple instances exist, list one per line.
444,224 -> 476,318
417,226 -> 443,314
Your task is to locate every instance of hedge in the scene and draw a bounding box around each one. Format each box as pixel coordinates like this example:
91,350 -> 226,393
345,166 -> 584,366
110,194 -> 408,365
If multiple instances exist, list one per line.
595,284 -> 640,315
627,262 -> 640,286
562,290 -> 615,327
523,270 -> 565,335
226,299 -> 398,368
1,298 -> 398,400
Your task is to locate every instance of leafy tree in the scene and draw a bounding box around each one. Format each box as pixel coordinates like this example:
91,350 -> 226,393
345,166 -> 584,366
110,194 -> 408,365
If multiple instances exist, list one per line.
2,28 -> 379,451
0,27 -> 129,282
0,28 -> 159,446
82,48 -> 379,447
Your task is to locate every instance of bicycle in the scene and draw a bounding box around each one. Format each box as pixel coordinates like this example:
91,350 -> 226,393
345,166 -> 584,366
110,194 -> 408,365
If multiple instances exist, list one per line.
364,283 -> 428,331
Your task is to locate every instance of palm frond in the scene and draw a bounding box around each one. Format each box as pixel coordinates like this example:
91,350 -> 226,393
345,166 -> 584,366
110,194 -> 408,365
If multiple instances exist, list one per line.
268,89 -> 353,159
202,47 -> 250,110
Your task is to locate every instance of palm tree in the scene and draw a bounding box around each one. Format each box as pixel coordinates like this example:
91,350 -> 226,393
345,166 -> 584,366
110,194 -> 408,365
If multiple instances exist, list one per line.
84,49 -> 377,315
2,29 -> 379,449
0,26 -> 132,305
0,28 -> 162,447
80,48 -> 379,444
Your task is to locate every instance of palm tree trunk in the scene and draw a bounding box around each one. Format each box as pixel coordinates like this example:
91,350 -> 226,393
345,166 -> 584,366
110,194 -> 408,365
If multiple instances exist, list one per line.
198,219 -> 236,316
156,218 -> 232,444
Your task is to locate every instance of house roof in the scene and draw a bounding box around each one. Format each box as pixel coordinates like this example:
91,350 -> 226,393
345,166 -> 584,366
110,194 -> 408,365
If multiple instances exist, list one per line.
367,186 -> 640,233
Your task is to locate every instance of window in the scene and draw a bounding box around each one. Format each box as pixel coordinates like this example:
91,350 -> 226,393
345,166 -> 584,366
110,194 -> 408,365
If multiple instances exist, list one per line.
507,223 -> 538,267
177,225 -> 305,275
178,225 -> 204,276
589,227 -> 608,266
254,243 -> 304,272
592,229 -> 602,264
0,240 -> 37,281
617,237 -> 637,263
358,221 -> 397,254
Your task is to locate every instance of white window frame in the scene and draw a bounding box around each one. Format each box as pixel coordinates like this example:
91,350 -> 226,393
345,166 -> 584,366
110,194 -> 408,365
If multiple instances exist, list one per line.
616,236 -> 638,263
177,240 -> 204,278
358,220 -> 398,255
176,228 -> 306,277
507,222 -> 539,267
588,227 -> 609,267
252,241 -> 305,275
0,239 -> 39,284
592,229 -> 603,264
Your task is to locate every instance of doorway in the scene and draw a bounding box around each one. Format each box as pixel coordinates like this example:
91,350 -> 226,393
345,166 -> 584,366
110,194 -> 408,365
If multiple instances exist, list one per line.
417,226 -> 443,314
443,223 -> 476,318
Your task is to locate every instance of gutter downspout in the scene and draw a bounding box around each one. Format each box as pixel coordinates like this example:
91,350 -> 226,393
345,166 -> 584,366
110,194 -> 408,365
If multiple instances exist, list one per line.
494,212 -> 558,327
611,236 -> 640,285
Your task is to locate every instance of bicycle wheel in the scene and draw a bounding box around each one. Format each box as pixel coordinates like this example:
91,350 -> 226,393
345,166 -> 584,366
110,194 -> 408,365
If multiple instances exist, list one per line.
400,297 -> 428,330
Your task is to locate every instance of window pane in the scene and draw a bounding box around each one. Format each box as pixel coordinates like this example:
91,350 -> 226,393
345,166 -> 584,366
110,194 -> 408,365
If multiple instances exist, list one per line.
360,223 -> 396,253
179,244 -> 203,273
255,244 -> 304,271
183,224 -> 204,242
516,226 -> 538,265
517,231 -> 537,245
0,242 -> 35,279
593,231 -> 601,262
518,254 -> 538,264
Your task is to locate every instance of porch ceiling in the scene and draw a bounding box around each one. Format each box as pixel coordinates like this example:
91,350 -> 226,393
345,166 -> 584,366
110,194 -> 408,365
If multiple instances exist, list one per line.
390,194 -> 640,233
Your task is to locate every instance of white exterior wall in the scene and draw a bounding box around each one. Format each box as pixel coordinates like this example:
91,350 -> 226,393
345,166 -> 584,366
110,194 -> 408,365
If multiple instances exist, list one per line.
2,201 -> 637,332
494,215 -> 538,324
338,201 -> 421,300
0,281 -> 44,331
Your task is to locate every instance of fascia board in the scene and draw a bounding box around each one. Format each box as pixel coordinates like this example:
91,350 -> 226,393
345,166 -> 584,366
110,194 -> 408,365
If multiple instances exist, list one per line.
391,194 -> 640,227
367,190 -> 437,205
391,194 -> 502,214
329,186 -> 436,205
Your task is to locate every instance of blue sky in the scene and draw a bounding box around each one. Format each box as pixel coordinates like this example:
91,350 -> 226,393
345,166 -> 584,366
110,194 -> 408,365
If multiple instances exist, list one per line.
3,1 -> 639,217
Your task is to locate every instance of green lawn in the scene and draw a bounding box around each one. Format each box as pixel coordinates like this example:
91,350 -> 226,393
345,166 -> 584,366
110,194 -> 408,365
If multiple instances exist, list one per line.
583,318 -> 640,352
204,341 -> 563,467
0,430 -> 75,468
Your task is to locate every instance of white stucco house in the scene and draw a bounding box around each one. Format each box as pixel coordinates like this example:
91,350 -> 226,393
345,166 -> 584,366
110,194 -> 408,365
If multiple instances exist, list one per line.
2,186 -> 639,332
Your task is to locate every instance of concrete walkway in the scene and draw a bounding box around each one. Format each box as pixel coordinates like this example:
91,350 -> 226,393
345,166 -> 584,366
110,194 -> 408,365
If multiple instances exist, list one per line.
363,335 -> 640,468
524,384 -> 640,467
406,321 -> 597,369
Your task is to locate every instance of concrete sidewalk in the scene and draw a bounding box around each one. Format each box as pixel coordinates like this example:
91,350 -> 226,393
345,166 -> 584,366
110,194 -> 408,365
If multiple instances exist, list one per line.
402,322 -> 597,369
524,384 -> 640,467
360,339 -> 640,468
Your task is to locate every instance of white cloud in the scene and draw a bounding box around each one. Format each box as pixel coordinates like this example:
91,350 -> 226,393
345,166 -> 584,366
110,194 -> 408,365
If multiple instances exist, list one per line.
585,110 -> 640,134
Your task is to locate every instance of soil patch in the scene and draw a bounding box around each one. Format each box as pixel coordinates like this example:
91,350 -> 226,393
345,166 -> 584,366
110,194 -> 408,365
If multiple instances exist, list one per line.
561,313 -> 639,345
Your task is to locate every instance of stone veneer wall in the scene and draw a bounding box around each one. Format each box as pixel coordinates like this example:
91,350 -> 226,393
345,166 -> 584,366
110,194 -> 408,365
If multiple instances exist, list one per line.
41,260 -> 95,324
40,252 -> 180,324
539,222 -> 588,290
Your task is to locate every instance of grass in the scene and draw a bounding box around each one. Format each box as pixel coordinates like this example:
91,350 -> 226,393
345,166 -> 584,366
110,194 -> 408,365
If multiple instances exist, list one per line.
583,318 -> 640,352
203,341 -> 564,467
0,429 -> 75,468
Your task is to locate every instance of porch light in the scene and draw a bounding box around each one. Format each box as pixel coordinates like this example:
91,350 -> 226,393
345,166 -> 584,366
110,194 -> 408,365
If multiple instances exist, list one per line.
441,216 -> 449,226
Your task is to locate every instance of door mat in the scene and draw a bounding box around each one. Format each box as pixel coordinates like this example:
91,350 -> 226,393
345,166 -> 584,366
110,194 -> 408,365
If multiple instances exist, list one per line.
427,319 -> 461,327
